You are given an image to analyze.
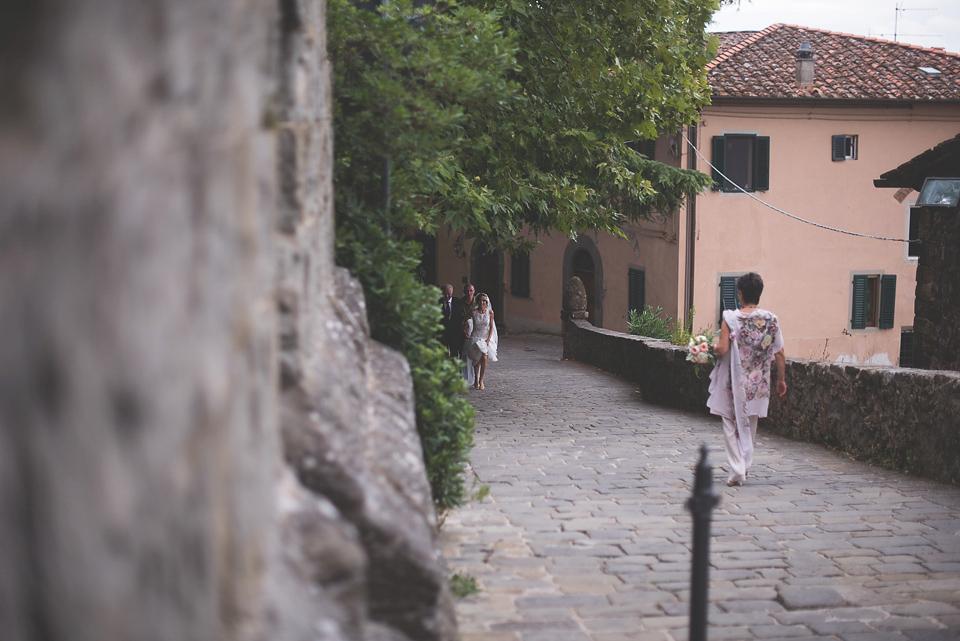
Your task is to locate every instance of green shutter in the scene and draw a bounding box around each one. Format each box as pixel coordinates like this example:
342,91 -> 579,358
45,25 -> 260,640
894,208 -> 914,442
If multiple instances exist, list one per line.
754,136 -> 770,191
879,274 -> 896,329
719,276 -> 739,322
832,135 -> 846,161
711,136 -> 724,190
642,139 -> 656,159
851,274 -> 868,329
628,268 -> 645,313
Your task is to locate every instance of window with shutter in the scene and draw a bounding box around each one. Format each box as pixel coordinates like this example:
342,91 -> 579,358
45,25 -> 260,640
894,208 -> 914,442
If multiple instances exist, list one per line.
627,138 -> 657,159
712,135 -> 769,193
879,274 -> 896,329
832,134 -> 857,161
511,251 -> 531,299
641,139 -> 656,159
754,136 -> 770,191
832,135 -> 846,161
851,273 -> 891,329
628,268 -> 645,313
718,275 -> 741,323
851,274 -> 868,329
711,136 -> 724,190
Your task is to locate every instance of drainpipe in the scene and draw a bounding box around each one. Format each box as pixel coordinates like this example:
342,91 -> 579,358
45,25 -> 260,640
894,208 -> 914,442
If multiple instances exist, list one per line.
684,123 -> 698,329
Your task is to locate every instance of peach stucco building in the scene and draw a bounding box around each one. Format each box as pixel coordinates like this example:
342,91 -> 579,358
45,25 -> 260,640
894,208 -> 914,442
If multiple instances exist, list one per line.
434,25 -> 960,365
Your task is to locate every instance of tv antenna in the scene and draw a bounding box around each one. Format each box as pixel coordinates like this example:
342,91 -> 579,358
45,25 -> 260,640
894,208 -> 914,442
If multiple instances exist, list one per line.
893,2 -> 936,42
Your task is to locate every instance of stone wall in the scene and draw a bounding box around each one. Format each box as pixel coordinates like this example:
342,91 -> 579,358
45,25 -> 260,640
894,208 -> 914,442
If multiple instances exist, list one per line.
563,317 -> 960,485
914,205 -> 960,371
0,2 -> 455,641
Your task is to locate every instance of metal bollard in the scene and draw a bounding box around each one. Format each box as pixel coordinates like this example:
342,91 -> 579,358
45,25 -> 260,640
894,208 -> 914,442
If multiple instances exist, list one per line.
686,444 -> 720,641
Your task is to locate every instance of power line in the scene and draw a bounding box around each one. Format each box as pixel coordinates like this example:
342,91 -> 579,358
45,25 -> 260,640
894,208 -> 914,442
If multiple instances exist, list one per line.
680,131 -> 917,244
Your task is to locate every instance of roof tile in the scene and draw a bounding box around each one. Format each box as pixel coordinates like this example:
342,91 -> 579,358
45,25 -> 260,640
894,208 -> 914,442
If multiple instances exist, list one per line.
708,24 -> 960,101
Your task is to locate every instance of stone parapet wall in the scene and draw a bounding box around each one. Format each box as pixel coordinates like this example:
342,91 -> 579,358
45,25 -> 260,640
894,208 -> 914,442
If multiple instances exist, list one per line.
563,318 -> 960,485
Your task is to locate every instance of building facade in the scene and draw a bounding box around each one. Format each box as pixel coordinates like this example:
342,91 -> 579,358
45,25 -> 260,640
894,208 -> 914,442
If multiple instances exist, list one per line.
436,24 -> 960,365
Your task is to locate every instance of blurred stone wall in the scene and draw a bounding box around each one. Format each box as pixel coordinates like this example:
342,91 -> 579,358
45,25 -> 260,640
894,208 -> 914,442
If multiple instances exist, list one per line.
913,206 -> 960,372
0,2 -> 456,640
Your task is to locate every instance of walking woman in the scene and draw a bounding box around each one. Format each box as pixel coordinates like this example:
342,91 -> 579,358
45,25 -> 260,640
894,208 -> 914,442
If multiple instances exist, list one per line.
708,273 -> 787,486
464,293 -> 498,390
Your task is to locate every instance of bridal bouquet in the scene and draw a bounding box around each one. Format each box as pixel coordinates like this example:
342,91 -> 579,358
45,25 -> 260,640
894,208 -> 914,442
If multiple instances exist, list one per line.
686,332 -> 717,366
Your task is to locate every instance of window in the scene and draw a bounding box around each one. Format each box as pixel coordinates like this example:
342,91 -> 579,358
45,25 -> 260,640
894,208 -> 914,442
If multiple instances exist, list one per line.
718,274 -> 743,324
899,328 -> 915,367
628,268 -> 645,313
511,250 -> 530,298
627,138 -> 657,159
711,134 -> 770,192
832,134 -> 858,161
851,273 -> 896,329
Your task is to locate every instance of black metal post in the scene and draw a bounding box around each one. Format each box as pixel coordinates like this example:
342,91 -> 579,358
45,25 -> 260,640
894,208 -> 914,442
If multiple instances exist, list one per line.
686,444 -> 719,641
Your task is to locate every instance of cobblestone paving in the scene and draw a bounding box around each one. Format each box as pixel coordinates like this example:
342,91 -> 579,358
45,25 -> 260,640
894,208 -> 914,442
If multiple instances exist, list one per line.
441,334 -> 960,641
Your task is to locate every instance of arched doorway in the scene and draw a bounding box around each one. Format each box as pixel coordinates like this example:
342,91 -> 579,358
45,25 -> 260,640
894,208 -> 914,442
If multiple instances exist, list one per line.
572,249 -> 596,324
563,237 -> 604,327
472,243 -> 504,330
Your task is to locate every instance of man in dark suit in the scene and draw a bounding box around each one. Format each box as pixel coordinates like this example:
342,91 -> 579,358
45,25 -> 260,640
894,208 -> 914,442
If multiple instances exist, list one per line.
439,284 -> 466,358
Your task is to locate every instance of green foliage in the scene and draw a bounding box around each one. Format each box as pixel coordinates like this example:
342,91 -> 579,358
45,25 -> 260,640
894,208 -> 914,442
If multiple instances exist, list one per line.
449,0 -> 720,248
628,306 -> 673,340
408,341 -> 478,510
669,306 -> 700,346
670,321 -> 694,348
329,0 -> 719,512
449,572 -> 480,598
629,305 -> 711,347
330,0 -> 718,254
330,0 -> 502,512
328,0 -> 519,238
336,219 -> 476,511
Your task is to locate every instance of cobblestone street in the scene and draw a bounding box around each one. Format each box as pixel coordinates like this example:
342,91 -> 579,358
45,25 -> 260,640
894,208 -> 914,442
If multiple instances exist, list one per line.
441,333 -> 960,641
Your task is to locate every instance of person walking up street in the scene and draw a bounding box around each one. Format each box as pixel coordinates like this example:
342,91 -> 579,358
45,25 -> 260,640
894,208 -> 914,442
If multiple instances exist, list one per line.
439,284 -> 466,359
461,283 -> 476,315
707,272 -> 787,486
465,293 -> 498,390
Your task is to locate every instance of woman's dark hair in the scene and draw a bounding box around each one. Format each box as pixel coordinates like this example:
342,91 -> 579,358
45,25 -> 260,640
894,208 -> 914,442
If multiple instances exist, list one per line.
737,272 -> 764,305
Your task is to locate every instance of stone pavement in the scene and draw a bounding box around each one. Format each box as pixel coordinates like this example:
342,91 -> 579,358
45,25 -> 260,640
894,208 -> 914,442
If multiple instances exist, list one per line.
441,333 -> 960,641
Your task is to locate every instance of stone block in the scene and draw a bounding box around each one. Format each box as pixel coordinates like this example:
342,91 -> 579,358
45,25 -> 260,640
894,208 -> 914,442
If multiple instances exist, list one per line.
777,587 -> 846,610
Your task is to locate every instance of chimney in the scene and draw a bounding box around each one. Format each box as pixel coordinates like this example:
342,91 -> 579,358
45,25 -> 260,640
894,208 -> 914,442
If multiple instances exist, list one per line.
795,41 -> 815,87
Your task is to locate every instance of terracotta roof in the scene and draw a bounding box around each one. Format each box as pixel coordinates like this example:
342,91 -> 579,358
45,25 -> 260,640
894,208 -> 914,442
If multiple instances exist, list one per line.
713,31 -> 758,51
707,24 -> 960,101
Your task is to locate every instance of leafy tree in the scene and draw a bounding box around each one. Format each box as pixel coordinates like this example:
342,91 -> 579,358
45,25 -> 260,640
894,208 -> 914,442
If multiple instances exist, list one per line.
328,0 -> 719,511
451,0 -> 719,248
329,0 -> 510,511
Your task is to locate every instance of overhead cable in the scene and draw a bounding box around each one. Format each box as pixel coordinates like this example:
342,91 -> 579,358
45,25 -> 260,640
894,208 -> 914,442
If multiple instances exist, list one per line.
680,131 -> 917,244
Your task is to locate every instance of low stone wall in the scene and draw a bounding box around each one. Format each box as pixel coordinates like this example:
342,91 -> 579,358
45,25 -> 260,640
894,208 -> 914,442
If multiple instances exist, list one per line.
563,318 -> 960,486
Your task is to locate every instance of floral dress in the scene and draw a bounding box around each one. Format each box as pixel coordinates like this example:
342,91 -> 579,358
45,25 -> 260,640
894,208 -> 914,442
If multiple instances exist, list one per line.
707,309 -> 784,430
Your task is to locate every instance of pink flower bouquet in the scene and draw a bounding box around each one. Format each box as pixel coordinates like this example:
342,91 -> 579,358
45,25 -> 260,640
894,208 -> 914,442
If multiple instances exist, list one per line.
686,333 -> 717,367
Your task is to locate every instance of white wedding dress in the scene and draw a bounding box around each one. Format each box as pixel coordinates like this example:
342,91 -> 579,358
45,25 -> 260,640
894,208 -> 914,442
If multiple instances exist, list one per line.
465,308 -> 498,362
462,308 -> 498,384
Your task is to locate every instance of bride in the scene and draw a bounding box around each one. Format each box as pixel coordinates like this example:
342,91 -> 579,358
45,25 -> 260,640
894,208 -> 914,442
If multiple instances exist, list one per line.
463,293 -> 498,390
